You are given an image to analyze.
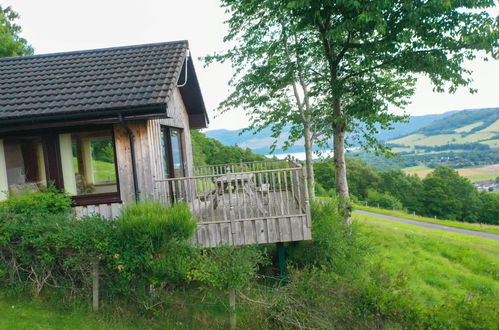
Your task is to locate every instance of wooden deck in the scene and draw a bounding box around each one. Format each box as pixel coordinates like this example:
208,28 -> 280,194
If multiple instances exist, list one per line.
154,160 -> 312,247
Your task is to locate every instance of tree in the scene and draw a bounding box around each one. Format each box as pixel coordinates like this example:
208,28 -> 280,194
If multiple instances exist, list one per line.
205,3 -> 330,198
420,166 -> 481,221
214,0 -> 497,217
0,5 -> 33,58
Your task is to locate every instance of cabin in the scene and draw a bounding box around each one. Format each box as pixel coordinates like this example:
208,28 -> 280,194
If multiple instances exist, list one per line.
0,41 -> 311,248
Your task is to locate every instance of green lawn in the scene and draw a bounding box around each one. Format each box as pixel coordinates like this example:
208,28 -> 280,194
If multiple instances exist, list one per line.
355,214 -> 499,307
93,160 -> 116,182
353,204 -> 499,234
0,297 -> 140,330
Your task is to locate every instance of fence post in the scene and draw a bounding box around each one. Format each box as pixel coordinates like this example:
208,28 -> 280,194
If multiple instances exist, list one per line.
229,288 -> 236,330
92,259 -> 99,312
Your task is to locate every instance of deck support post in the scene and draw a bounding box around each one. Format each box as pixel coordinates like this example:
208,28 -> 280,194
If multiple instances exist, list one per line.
277,242 -> 287,285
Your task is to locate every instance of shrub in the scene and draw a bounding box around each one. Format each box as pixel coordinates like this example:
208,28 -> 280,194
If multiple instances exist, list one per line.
189,245 -> 268,291
366,189 -> 404,210
287,198 -> 371,276
0,186 -> 72,217
112,202 -> 198,292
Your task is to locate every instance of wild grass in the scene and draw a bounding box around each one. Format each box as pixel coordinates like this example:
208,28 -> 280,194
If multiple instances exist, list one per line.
354,214 -> 499,307
353,204 -> 499,234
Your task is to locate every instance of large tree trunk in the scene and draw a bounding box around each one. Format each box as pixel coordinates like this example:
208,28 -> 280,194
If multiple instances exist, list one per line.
303,123 -> 316,198
333,98 -> 350,219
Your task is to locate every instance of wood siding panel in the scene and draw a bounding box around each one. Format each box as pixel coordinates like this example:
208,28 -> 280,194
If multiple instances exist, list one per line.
192,216 -> 312,248
74,203 -> 122,219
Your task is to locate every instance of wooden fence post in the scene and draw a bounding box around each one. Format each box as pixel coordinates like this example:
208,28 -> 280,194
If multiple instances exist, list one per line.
92,259 -> 99,312
229,288 -> 236,330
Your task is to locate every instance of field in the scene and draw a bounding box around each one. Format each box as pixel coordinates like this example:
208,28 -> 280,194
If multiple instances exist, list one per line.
355,214 -> 499,307
388,118 -> 499,148
353,205 -> 499,234
404,163 -> 499,182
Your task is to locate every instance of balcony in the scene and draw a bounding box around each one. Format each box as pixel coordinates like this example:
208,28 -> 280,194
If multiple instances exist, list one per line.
154,160 -> 312,247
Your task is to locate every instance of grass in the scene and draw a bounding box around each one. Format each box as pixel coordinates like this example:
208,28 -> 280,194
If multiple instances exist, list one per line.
389,133 -> 461,147
403,163 -> 499,182
355,214 -> 499,307
0,290 -> 239,330
0,296 -> 141,329
73,157 -> 116,183
455,121 -> 484,133
353,204 -> 499,235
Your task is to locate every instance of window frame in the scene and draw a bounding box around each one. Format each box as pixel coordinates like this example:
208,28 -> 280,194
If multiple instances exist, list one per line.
161,126 -> 185,179
0,125 -> 121,206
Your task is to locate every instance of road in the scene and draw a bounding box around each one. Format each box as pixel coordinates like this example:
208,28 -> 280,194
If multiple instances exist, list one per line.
354,210 -> 499,241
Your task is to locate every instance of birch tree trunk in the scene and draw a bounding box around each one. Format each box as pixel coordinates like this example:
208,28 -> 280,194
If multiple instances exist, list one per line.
333,98 -> 350,219
303,123 -> 316,198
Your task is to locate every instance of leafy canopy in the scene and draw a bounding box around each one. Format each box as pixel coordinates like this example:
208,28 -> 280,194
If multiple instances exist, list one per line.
0,5 -> 33,58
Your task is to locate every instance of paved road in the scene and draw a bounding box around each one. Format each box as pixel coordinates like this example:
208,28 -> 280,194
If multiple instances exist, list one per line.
354,210 -> 499,241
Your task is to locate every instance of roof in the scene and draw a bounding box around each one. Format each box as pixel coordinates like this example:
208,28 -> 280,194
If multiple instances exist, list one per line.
0,41 -> 208,128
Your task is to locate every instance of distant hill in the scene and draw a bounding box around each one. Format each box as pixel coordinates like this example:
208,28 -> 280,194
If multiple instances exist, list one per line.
205,112 -> 454,155
388,107 -> 499,150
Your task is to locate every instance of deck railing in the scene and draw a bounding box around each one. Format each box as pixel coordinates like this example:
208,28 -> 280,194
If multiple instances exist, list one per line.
193,159 -> 289,176
154,159 -> 310,224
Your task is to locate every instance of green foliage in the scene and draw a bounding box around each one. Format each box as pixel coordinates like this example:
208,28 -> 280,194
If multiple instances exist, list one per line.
191,130 -> 266,166
189,245 -> 268,290
113,202 -> 198,290
0,197 -> 112,296
0,186 -> 72,217
314,158 -> 380,199
287,199 -> 370,276
0,5 -> 33,58
0,193 -> 200,301
366,189 -> 404,211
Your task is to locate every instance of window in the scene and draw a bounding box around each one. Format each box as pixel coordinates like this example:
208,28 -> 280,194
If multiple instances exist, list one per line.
59,130 -> 118,196
1,136 -> 47,194
0,126 -> 120,205
161,127 -> 185,178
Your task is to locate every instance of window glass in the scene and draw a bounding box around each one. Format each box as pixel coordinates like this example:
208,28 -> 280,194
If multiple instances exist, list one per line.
170,129 -> 185,177
161,129 -> 171,178
60,130 -> 117,196
161,127 -> 185,178
3,137 -> 47,194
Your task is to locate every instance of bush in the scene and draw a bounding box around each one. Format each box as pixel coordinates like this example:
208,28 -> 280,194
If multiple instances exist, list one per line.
0,195 -> 200,302
189,245 -> 268,291
366,189 -> 404,210
287,198 -> 371,276
0,186 -> 72,217
112,202 -> 198,293
263,267 -> 423,329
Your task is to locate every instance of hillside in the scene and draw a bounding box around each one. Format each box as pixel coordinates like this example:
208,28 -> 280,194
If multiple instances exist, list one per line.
388,107 -> 499,150
205,112 -> 453,155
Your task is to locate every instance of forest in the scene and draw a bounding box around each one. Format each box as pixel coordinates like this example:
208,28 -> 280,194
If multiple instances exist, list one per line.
193,131 -> 499,225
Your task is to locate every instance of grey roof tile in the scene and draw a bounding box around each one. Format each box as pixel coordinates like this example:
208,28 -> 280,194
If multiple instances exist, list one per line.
0,41 -> 189,120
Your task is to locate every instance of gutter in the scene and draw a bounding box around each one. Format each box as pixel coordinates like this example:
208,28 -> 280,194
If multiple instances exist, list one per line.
0,104 -> 167,128
117,114 -> 140,202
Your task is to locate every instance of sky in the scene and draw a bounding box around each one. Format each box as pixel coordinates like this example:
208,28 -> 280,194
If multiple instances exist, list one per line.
3,0 -> 498,131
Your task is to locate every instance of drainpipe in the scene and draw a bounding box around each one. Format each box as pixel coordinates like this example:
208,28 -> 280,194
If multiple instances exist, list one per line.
117,114 -> 140,202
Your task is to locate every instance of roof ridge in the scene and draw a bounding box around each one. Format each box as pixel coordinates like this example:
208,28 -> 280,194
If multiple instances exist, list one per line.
0,40 -> 189,62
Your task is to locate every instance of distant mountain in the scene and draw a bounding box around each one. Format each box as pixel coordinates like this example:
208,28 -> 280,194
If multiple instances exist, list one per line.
388,107 -> 499,150
205,111 -> 455,155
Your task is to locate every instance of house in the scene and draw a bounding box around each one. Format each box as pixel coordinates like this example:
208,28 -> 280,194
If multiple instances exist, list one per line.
0,41 -> 311,247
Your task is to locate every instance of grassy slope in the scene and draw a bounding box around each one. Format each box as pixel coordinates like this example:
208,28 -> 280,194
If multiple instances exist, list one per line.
388,117 -> 499,147
355,214 -> 499,306
353,204 -> 499,234
403,164 -> 499,182
0,291 -> 233,330
0,297 -> 139,330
